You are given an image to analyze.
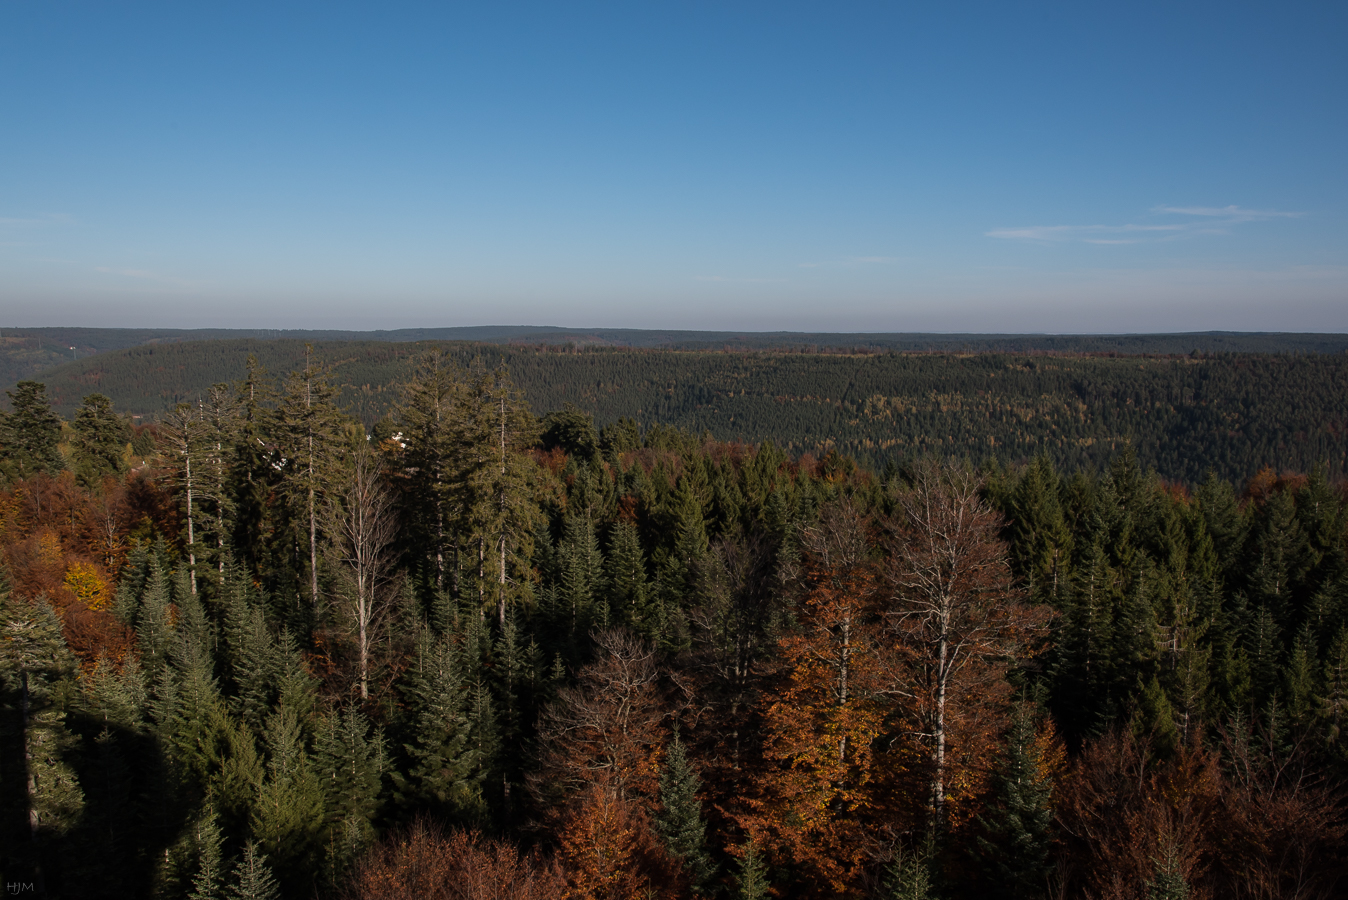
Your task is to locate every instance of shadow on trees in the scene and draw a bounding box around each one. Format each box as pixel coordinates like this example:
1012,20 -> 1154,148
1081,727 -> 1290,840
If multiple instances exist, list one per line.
26,708 -> 188,899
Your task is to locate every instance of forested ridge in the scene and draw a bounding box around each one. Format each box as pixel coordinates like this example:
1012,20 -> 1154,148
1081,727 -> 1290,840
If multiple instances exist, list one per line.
19,337 -> 1348,485
1,350 -> 1347,899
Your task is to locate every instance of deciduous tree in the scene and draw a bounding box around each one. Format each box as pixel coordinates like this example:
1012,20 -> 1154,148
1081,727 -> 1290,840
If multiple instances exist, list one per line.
884,463 -> 1052,833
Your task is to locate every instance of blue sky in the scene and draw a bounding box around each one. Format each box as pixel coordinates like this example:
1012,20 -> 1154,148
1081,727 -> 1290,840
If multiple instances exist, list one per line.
1,1 -> 1344,332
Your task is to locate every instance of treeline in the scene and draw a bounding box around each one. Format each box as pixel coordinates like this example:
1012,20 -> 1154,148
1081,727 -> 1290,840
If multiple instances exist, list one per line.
1,355 -> 1347,899
24,338 -> 1348,485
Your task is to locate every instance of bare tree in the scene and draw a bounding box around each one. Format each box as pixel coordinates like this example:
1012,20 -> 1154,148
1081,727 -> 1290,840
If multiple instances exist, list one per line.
883,461 -> 1051,832
532,630 -> 667,810
160,403 -> 205,595
328,443 -> 399,700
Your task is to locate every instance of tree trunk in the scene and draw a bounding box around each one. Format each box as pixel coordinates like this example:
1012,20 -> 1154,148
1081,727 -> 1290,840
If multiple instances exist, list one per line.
934,629 -> 947,830
358,571 -> 369,700
185,456 -> 197,596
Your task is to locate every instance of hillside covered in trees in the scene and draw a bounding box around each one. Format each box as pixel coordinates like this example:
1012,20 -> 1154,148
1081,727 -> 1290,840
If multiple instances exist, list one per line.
17,337 -> 1348,485
1,351 -> 1347,899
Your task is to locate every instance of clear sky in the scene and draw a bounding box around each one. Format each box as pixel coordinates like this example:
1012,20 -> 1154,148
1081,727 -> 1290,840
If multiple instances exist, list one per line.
2,1 -> 1344,332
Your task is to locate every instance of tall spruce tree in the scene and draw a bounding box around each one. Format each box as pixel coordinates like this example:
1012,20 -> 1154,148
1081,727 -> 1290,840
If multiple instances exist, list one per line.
252,703 -> 325,894
162,402 -> 211,596
70,392 -> 130,489
655,733 -> 713,892
886,849 -> 934,900
200,383 -> 243,583
395,351 -> 472,594
605,519 -> 653,634
276,349 -> 347,613
974,705 -> 1055,899
314,705 -> 385,876
462,364 -> 540,627
391,628 -> 484,820
558,512 -> 604,636
0,596 -> 84,890
230,356 -> 279,578
1146,840 -> 1189,900
0,380 -> 64,481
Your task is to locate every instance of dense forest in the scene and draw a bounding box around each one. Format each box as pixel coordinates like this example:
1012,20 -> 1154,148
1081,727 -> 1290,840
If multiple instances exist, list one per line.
19,337 -> 1348,485
1,349 -> 1346,899
5,324 -> 1348,397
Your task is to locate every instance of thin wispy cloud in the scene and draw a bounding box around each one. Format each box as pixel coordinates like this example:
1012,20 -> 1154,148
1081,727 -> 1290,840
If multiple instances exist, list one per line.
1153,205 -> 1302,221
988,205 -> 1304,244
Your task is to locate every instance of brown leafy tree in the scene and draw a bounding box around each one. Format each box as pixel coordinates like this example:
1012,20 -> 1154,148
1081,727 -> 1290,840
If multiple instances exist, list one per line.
340,818 -> 567,899
532,630 -> 679,898
554,781 -> 682,900
1053,729 -> 1222,900
738,503 -> 897,896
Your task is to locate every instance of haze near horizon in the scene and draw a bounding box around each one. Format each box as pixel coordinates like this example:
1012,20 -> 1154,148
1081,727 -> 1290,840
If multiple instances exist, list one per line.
2,2 -> 1344,333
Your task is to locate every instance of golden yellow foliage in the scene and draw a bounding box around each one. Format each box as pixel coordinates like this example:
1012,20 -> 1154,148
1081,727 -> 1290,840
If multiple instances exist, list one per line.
63,561 -> 110,611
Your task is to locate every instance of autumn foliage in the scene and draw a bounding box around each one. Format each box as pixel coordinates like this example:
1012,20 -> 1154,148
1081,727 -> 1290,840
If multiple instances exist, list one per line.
0,471 -> 175,665
5,375 -> 1348,900
339,819 -> 567,900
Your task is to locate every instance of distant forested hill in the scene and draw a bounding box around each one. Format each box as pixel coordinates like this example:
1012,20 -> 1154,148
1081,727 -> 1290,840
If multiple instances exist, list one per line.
2,323 -> 1347,386
13,337 -> 1348,485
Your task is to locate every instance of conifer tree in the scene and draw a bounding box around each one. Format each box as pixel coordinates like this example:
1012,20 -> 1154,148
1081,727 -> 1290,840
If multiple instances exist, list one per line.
81,652 -> 148,728
1244,488 -> 1310,631
0,380 -> 64,481
1246,606 -> 1282,708
200,382 -> 243,582
162,402 -> 210,596
1146,840 -> 1189,900
1134,675 -> 1181,757
394,350 -> 472,594
223,587 -> 281,733
224,842 -> 281,900
230,356 -> 279,578
491,607 -> 542,822
252,703 -> 325,890
135,557 -> 176,675
314,705 -> 385,873
392,628 -> 484,820
655,733 -> 713,892
276,349 -> 347,612
1320,626 -> 1348,751
558,512 -> 603,637
462,364 -> 540,627
974,705 -> 1055,899
1053,537 -> 1118,737
187,807 -> 227,900
113,542 -> 151,624
0,596 -> 84,883
1284,625 -> 1319,724
605,519 -> 652,633
886,848 -> 933,900
70,392 -> 130,489
736,840 -> 771,900
649,476 -> 708,651
1009,456 -> 1073,605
